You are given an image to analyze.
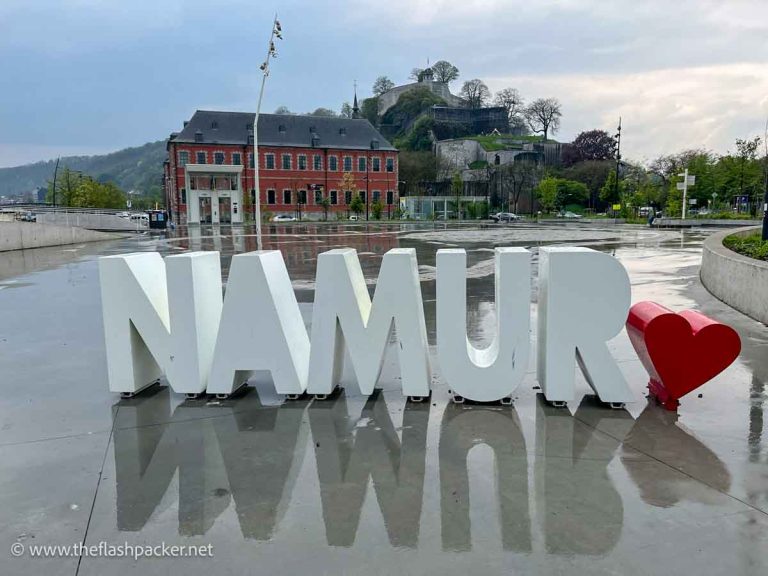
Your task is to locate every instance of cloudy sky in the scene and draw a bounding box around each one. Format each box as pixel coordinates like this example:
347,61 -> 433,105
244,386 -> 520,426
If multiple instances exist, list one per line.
1,0 -> 767,167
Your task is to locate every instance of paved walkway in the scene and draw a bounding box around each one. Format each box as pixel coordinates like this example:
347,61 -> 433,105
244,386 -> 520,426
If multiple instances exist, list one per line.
1,223 -> 766,575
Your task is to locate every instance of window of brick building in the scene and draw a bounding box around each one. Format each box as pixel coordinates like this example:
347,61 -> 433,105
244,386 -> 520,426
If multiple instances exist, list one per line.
314,189 -> 323,203
372,190 -> 381,202
329,156 -> 338,171
178,151 -> 189,166
267,189 -> 276,204
298,155 -> 307,170
283,189 -> 291,204
343,156 -> 352,172
372,157 -> 381,172
344,190 -> 352,204
386,190 -> 394,205
232,152 -> 242,166
214,152 -> 225,165
298,190 -> 307,204
359,190 -> 366,202
386,157 -> 394,172
330,190 -> 338,204
181,188 -> 187,203
281,154 -> 291,170
196,151 -> 206,164
313,155 -> 322,170
358,157 -> 366,172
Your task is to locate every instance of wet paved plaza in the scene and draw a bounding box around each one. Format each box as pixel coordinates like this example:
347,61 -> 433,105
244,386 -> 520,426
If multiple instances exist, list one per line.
1,222 -> 767,575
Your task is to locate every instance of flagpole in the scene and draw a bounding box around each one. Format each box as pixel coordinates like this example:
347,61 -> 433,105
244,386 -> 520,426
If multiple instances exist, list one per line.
253,14 -> 282,250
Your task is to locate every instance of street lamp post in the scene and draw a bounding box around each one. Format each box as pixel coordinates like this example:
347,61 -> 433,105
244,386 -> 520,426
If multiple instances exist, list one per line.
613,118 -> 622,209
253,15 -> 282,250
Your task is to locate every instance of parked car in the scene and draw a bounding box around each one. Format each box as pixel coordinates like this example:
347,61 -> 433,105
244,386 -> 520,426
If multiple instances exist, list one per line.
272,214 -> 297,222
349,215 -> 359,221
491,212 -> 521,222
116,211 -> 130,219
21,211 -> 36,222
697,208 -> 712,216
557,211 -> 583,219
129,213 -> 149,225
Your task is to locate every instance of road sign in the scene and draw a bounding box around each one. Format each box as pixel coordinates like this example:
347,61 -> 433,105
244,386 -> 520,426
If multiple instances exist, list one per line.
612,204 -> 621,211
689,199 -> 697,205
676,183 -> 686,190
687,175 -> 696,185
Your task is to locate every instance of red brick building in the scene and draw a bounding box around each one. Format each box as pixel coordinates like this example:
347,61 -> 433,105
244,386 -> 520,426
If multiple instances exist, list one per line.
164,110 -> 399,224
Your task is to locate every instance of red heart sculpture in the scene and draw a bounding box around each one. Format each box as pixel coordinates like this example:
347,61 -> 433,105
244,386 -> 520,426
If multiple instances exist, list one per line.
626,302 -> 741,410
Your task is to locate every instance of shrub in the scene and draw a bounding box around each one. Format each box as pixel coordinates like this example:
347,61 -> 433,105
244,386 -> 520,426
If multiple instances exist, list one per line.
723,232 -> 768,261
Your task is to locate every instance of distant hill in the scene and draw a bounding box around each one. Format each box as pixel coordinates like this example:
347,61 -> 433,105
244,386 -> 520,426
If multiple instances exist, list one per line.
0,140 -> 166,198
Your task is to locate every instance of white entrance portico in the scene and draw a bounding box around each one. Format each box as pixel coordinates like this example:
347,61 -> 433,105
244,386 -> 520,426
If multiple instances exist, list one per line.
185,164 -> 244,225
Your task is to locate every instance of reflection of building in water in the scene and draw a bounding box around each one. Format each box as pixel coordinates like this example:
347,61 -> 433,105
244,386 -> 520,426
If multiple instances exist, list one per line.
170,224 -> 400,285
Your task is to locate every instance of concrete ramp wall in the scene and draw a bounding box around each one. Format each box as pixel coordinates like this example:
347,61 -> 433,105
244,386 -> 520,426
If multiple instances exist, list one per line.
700,226 -> 768,325
0,222 -> 123,252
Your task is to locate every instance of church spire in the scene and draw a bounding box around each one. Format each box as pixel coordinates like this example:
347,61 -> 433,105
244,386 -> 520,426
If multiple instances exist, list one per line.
352,80 -> 360,119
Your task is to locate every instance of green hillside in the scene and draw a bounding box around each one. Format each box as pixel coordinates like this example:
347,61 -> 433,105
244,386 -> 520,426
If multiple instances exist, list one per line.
0,140 -> 166,198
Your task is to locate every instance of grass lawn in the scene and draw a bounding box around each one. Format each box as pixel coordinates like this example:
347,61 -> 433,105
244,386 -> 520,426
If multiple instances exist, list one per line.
464,134 -> 555,151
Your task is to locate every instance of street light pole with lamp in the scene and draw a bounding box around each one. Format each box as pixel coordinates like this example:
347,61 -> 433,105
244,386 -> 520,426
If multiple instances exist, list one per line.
253,15 -> 282,250
613,118 -> 622,212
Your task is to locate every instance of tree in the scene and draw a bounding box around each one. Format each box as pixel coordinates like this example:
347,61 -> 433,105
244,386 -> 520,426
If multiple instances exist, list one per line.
47,169 -> 126,208
395,116 -> 435,151
536,177 -> 559,213
398,151 -> 439,191
736,136 -> 762,203
349,193 -> 365,216
371,200 -> 384,220
339,171 -> 357,206
451,171 -> 463,219
563,160 -> 615,209
361,97 -> 379,125
509,115 -> 530,136
565,129 -> 615,166
536,177 -> 587,213
431,60 -> 459,84
274,106 -> 293,114
499,158 -> 542,213
409,67 -> 424,81
339,102 -> 353,118
599,170 -> 625,205
493,88 -> 524,125
460,79 -> 490,109
372,75 -> 395,96
319,196 -> 331,220
524,98 -> 562,140
310,107 -> 338,117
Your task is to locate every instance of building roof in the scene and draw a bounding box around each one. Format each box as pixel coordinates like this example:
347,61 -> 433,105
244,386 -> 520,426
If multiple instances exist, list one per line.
171,110 -> 396,151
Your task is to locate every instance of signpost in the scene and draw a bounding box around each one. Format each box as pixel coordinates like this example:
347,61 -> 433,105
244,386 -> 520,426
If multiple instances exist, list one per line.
677,170 -> 695,219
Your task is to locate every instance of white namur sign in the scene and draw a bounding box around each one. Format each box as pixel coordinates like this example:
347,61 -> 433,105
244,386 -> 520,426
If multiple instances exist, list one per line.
436,248 -> 530,402
99,246 -> 633,405
537,247 -> 632,404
